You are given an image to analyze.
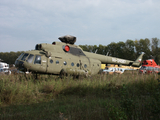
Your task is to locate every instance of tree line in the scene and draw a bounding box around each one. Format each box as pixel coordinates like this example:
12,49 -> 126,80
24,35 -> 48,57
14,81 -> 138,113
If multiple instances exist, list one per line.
0,51 -> 24,65
0,38 -> 160,65
79,38 -> 160,64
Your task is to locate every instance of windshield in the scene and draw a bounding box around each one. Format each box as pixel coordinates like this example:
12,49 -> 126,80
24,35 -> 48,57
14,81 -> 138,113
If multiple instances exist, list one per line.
140,66 -> 147,70
148,67 -> 154,70
21,53 -> 29,61
27,54 -> 34,63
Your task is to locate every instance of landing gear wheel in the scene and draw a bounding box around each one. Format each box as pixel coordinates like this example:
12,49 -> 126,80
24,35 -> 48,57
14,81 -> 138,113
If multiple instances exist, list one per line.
60,69 -> 66,79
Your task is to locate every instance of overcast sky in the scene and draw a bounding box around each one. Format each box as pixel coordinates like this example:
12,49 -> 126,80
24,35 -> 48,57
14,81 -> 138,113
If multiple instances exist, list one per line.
0,0 -> 160,52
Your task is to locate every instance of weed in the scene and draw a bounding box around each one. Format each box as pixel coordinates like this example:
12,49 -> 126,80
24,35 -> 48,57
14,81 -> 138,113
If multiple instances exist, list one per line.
120,84 -> 135,118
106,102 -> 127,120
0,72 -> 160,119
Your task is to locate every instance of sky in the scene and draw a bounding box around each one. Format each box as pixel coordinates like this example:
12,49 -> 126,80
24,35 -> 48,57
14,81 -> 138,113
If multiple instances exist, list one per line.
0,0 -> 160,52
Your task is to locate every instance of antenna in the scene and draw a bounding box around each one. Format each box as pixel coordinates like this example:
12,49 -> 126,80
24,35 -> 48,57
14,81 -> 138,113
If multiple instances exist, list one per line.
95,49 -> 98,54
106,52 -> 109,56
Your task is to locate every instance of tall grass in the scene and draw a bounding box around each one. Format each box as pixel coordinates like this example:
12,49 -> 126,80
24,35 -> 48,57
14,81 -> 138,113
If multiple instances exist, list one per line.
0,71 -> 160,120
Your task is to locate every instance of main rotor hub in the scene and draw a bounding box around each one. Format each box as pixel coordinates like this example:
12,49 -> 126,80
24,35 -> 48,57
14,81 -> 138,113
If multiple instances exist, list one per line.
58,35 -> 76,45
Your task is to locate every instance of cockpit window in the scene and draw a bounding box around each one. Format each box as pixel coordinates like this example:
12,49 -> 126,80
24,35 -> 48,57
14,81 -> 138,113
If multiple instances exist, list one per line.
17,53 -> 24,60
27,54 -> 34,63
21,53 -> 29,61
140,66 -> 147,70
34,55 -> 41,64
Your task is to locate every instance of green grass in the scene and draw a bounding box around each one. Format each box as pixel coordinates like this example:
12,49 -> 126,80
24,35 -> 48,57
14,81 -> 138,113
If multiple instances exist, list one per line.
0,71 -> 160,120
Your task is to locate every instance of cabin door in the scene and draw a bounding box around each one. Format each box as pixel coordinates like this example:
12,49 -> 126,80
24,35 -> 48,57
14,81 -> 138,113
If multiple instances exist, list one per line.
40,55 -> 47,73
79,56 -> 90,72
46,57 -> 63,74
46,57 -> 55,74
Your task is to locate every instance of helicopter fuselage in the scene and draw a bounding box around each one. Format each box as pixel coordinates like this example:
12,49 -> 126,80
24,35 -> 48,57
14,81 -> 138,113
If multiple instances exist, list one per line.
15,41 -> 101,76
15,35 -> 144,76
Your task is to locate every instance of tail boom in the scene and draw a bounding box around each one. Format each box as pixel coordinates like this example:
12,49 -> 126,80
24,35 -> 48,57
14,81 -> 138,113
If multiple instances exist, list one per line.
84,52 -> 144,67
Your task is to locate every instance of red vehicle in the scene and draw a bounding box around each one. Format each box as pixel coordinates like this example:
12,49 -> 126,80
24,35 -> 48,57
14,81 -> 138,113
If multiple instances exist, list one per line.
139,59 -> 160,74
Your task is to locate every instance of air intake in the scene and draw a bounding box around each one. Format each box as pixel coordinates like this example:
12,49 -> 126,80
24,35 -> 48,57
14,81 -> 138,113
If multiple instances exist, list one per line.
58,35 -> 76,44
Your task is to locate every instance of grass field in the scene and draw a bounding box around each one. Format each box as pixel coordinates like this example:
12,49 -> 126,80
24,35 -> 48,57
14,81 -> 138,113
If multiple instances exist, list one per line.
0,71 -> 160,120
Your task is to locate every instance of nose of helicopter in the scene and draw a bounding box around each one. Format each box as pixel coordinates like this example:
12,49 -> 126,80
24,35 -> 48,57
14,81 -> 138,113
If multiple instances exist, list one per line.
15,60 -> 25,71
15,52 -> 44,73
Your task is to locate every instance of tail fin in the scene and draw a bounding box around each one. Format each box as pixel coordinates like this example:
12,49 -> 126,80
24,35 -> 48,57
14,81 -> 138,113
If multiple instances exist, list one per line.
131,52 -> 145,66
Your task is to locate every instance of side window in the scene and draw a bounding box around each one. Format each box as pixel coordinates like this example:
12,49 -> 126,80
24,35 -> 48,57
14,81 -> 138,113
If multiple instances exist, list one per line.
84,64 -> 87,68
50,59 -> 53,64
63,61 -> 67,65
56,60 -> 59,64
71,62 -> 74,66
27,54 -> 34,63
34,55 -> 41,64
21,53 -> 29,61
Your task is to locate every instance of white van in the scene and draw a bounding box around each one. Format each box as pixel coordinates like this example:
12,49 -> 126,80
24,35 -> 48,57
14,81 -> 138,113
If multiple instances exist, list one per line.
0,62 -> 11,75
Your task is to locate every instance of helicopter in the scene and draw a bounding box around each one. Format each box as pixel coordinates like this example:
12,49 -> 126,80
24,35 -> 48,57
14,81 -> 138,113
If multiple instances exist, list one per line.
15,35 -> 144,78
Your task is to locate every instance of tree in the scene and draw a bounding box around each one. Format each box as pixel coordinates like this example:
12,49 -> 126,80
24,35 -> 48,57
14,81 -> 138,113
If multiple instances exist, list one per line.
0,51 -> 23,65
107,42 -> 118,57
124,40 -> 136,60
97,44 -> 108,55
134,38 -> 151,60
116,41 -> 126,59
79,45 -> 90,52
151,38 -> 160,64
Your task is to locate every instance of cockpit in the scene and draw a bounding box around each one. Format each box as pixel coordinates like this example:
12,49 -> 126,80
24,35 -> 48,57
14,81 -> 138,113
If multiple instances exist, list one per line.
140,66 -> 155,70
140,66 -> 160,72
140,66 -> 147,70
15,53 -> 42,71
16,53 -> 41,64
